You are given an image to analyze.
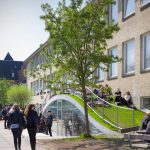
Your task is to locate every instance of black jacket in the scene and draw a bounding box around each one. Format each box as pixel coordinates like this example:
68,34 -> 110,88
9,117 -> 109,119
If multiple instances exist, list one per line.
46,115 -> 53,127
8,110 -> 24,127
26,110 -> 38,128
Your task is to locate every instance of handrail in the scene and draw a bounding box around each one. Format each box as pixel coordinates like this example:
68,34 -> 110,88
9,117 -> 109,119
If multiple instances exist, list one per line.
72,94 -> 122,130
86,86 -> 134,110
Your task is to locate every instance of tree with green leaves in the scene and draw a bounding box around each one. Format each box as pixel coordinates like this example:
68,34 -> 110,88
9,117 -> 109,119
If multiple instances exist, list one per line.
31,0 -> 120,136
7,85 -> 32,107
0,79 -> 11,106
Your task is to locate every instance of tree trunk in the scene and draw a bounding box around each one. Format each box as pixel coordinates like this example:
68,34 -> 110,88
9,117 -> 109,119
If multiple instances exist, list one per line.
81,83 -> 91,136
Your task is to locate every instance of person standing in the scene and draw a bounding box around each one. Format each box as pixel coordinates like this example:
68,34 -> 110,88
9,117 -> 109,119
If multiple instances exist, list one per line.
24,104 -> 39,150
46,111 -> 53,137
64,115 -> 72,136
8,104 -> 24,150
2,105 -> 9,129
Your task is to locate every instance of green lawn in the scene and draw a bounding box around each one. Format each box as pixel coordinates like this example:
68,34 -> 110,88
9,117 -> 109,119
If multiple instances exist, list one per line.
67,94 -> 144,131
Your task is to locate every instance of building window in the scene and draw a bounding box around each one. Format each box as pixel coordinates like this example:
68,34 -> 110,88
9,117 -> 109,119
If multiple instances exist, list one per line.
141,0 -> 150,6
33,81 -> 36,96
141,32 -> 150,71
123,39 -> 135,75
97,64 -> 104,81
11,73 -> 15,78
109,47 -> 118,78
124,0 -> 135,18
31,82 -> 34,94
141,97 -> 150,110
109,0 -> 118,24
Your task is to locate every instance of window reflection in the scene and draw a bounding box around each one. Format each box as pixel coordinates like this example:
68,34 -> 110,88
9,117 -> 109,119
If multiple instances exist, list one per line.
109,47 -> 118,78
142,33 -> 150,70
124,0 -> 135,18
43,99 -> 101,136
123,39 -> 135,74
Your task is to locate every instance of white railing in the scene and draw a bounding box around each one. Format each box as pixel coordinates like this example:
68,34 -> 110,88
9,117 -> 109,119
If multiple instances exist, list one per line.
72,87 -> 138,130
86,86 -> 134,110
73,93 -> 122,130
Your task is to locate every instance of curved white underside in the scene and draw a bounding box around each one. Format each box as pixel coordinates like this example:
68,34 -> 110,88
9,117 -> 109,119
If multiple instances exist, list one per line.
43,94 -> 120,136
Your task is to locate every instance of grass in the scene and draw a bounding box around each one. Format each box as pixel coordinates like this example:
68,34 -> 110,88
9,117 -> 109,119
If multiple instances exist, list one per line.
94,106 -> 144,128
67,94 -> 116,131
66,94 -> 144,131
62,134 -> 107,141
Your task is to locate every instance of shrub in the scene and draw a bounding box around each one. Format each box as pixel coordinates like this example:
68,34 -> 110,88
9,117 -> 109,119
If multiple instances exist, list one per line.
7,85 -> 32,107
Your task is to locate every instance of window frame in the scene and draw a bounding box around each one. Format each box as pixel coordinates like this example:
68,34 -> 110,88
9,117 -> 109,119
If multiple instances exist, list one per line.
123,39 -> 135,76
108,46 -> 118,79
109,0 -> 118,24
97,64 -> 104,82
141,0 -> 150,7
123,0 -> 135,19
141,32 -> 150,72
140,96 -> 150,110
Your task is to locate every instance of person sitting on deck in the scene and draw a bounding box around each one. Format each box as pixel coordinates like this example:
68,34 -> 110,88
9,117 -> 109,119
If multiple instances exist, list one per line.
139,110 -> 150,134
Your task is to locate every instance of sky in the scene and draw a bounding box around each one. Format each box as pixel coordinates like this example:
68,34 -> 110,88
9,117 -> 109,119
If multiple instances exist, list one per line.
0,0 -> 71,61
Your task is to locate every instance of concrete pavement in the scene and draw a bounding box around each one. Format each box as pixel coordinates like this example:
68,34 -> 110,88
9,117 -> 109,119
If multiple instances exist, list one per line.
0,120 -> 31,150
0,120 -> 74,150
0,120 -> 54,150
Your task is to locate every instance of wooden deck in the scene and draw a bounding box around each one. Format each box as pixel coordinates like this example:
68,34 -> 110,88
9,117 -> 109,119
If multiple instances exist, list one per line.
124,132 -> 150,149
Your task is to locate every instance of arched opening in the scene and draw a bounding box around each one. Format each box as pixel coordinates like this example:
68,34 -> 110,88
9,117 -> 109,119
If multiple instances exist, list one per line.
43,99 -> 101,136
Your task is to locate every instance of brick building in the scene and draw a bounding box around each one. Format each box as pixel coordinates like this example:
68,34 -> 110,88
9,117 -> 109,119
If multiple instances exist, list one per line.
97,0 -> 150,109
25,0 -> 150,109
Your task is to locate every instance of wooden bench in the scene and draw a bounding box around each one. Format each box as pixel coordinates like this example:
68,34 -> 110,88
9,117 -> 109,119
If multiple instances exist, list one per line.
124,132 -> 150,149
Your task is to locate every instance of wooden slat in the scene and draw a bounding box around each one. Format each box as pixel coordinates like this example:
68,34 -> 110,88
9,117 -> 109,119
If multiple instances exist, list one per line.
124,133 -> 150,141
131,143 -> 149,148
120,126 -> 139,133
136,130 -> 146,134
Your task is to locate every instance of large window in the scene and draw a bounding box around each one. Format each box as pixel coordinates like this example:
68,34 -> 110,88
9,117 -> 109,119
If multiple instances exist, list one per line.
124,0 -> 135,18
142,32 -> 150,71
141,0 -> 150,6
123,39 -> 135,75
97,64 -> 104,81
109,0 -> 118,24
109,47 -> 118,78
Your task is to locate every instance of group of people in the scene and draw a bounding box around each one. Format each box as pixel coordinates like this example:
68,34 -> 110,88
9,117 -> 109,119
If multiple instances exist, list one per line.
90,84 -> 112,106
93,84 -> 112,100
1,103 -> 53,150
114,88 -> 136,109
37,111 -> 53,136
91,84 -> 136,109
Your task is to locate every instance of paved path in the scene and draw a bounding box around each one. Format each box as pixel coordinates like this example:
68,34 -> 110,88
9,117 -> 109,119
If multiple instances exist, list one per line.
0,120 -> 71,150
0,120 -> 56,150
0,120 -> 31,150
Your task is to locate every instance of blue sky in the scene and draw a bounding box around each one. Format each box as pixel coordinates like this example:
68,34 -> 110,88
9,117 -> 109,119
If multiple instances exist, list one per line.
0,0 -> 71,61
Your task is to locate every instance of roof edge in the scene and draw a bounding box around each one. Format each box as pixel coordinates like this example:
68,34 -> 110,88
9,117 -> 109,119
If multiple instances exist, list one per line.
24,39 -> 50,63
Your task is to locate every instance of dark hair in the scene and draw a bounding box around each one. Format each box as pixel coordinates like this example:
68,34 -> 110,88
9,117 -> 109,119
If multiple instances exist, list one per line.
24,104 -> 35,117
126,91 -> 131,95
48,111 -> 51,113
